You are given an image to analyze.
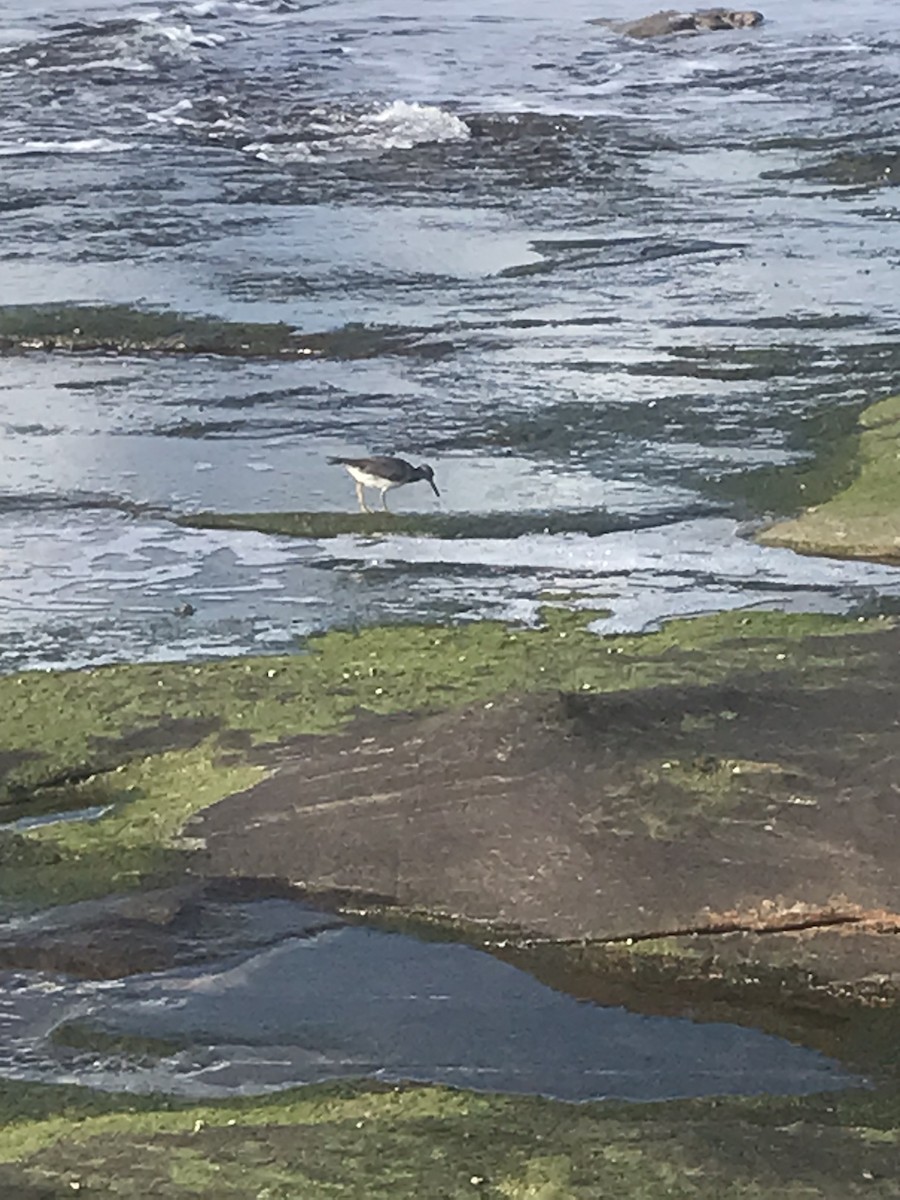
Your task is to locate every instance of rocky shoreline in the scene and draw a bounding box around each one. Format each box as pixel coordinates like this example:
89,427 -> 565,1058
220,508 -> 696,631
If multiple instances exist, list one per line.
2,394 -> 899,1195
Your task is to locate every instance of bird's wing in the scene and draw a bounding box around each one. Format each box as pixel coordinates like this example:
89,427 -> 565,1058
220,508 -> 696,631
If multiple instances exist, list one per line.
327,456 -> 412,481
356,456 -> 410,481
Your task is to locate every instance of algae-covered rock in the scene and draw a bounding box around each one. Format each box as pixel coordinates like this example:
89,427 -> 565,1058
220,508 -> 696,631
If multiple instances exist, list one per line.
0,608 -> 881,908
179,507 -> 655,540
0,303 -> 445,360
757,393 -> 900,563
0,1078 -> 897,1199
2,606 -> 898,996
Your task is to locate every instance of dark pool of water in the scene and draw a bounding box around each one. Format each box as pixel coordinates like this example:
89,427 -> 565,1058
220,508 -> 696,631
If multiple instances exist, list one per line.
0,899 -> 859,1102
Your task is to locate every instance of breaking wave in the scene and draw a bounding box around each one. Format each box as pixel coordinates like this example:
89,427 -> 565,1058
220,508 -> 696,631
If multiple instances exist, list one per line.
247,99 -> 471,163
149,96 -> 472,163
0,13 -> 226,75
0,136 -> 135,156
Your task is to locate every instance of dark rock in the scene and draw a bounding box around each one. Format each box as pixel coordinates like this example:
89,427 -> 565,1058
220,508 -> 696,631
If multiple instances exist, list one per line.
0,886 -> 202,978
188,632 -> 900,993
590,8 -> 764,39
0,880 -> 346,979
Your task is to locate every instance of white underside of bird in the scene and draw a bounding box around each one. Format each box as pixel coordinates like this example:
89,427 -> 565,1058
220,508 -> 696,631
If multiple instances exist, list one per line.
344,465 -> 401,493
343,465 -> 401,512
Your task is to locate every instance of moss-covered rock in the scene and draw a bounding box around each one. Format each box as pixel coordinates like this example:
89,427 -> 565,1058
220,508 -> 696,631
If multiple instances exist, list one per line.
0,303 -> 444,360
0,1078 -> 898,1199
179,508 -> 636,540
0,608 -> 891,923
756,393 -> 900,563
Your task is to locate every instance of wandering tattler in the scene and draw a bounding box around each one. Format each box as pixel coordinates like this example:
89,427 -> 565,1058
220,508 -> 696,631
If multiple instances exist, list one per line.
328,455 -> 440,513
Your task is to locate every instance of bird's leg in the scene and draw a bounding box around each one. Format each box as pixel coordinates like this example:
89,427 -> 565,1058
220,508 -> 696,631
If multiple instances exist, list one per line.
381,489 -> 391,514
356,481 -> 372,514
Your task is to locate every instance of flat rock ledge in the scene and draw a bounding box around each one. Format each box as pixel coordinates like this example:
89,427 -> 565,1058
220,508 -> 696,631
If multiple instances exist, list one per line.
2,611 -> 897,1019
757,393 -> 900,564
189,629 -> 900,998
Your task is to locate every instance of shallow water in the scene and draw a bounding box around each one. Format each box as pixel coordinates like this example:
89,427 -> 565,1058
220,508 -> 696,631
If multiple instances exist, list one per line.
0,0 -> 899,667
0,900 -> 858,1102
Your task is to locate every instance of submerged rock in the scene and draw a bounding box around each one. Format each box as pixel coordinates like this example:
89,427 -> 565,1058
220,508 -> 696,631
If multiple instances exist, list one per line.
591,8 -> 764,38
0,881 -> 341,978
0,886 -> 201,978
177,505 -> 711,540
0,303 -> 447,361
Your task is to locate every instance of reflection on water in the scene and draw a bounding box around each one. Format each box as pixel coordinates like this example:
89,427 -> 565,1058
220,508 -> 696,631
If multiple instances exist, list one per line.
0,903 -> 858,1102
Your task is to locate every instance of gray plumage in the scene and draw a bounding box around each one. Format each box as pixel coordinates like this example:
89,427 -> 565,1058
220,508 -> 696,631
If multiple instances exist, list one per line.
328,455 -> 440,513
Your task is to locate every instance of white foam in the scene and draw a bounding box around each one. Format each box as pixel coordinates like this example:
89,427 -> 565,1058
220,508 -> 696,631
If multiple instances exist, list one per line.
369,99 -> 471,146
35,57 -> 155,74
318,517 -> 900,635
0,137 -> 135,156
146,97 -> 197,125
136,18 -> 227,52
247,99 -> 470,165
3,11 -> 226,78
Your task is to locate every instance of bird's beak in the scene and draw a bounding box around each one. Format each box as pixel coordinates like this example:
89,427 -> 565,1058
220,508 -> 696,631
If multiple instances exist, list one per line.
430,480 -> 441,498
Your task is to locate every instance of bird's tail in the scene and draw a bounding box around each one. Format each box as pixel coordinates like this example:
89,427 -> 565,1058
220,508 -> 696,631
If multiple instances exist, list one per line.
326,456 -> 347,465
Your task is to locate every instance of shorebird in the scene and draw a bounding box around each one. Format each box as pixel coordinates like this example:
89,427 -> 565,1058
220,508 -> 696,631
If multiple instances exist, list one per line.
328,455 -> 440,513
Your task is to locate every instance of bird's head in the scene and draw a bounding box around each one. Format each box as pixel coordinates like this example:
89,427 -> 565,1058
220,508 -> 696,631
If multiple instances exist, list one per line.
416,464 -> 440,497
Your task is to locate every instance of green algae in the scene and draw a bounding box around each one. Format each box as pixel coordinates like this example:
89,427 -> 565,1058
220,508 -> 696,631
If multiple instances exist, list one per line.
0,303 -> 316,358
1,747 -> 263,906
628,755 -> 811,840
0,608 -> 887,905
49,1021 -> 188,1064
756,394 -> 900,563
180,508 -> 627,539
0,303 -> 441,361
716,400 -> 863,516
0,1078 -> 897,1199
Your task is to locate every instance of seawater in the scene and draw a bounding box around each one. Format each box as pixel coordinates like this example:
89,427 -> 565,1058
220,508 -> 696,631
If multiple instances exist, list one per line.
0,0 -> 898,668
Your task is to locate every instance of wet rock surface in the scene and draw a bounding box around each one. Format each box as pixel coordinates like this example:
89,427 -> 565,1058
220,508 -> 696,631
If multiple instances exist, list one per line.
191,625 -> 900,990
0,880 -> 341,979
590,8 -> 764,39
758,394 -> 900,565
